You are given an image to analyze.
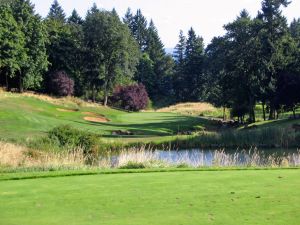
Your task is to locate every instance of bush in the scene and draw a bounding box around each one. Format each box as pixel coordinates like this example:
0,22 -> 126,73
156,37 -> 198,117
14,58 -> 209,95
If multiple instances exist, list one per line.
48,125 -> 99,154
112,84 -> 149,111
119,161 -> 146,169
49,71 -> 74,96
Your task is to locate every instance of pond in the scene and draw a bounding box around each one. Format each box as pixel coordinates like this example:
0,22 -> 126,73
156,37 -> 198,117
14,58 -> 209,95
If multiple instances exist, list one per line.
106,148 -> 300,168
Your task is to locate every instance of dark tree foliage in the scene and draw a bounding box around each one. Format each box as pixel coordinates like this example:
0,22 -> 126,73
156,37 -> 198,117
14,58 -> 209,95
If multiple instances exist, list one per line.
290,18 -> 300,40
83,5 -> 139,105
124,9 -> 175,102
257,0 -> 291,119
47,0 -> 65,22
276,72 -> 300,118
173,28 -> 205,102
112,84 -> 149,111
0,4 -> 25,90
68,9 -> 83,25
11,0 -> 48,92
49,70 -> 74,96
205,36 -> 233,120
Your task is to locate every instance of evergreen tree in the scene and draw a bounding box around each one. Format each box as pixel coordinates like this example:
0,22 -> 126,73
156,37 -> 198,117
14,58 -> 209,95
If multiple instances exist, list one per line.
83,6 -> 139,105
257,0 -> 290,119
125,10 -> 175,101
223,10 -> 262,122
0,4 -> 26,90
66,9 -> 84,95
131,9 -> 148,51
0,0 -> 12,5
145,20 -> 174,99
173,30 -> 186,65
47,0 -> 65,22
123,8 -> 134,32
11,0 -> 48,92
68,9 -> 83,25
45,0 -> 78,93
205,36 -> 232,120
183,28 -> 205,101
173,30 -> 187,101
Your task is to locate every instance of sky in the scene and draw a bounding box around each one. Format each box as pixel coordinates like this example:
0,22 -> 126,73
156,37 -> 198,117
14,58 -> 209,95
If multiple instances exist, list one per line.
30,0 -> 300,48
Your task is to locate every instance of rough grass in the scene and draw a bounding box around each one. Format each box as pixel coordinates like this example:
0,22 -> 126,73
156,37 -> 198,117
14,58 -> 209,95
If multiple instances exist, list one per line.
0,169 -> 300,225
0,142 -> 87,171
156,102 -> 229,118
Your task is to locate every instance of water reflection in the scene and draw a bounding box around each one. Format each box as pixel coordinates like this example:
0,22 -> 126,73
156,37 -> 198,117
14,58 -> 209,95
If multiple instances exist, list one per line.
106,148 -> 300,168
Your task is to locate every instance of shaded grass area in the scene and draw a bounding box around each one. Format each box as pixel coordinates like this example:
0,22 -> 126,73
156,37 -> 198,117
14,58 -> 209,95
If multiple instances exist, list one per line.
0,169 -> 300,225
1,167 -> 299,181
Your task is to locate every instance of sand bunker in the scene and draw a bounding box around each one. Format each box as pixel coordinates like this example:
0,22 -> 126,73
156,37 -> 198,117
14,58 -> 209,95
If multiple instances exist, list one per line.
83,116 -> 109,123
82,112 -> 99,116
57,108 -> 78,112
82,112 -> 109,123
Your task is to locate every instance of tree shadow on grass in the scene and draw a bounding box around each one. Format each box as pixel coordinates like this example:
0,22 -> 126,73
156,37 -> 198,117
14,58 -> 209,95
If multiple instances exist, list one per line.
70,115 -> 213,136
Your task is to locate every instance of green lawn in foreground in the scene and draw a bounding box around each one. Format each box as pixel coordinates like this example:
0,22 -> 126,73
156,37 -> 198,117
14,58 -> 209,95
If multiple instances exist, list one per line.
0,169 -> 300,225
0,93 -> 209,141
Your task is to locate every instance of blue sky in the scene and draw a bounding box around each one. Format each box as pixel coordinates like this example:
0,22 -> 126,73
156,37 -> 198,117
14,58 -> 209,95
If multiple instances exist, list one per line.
30,0 -> 300,48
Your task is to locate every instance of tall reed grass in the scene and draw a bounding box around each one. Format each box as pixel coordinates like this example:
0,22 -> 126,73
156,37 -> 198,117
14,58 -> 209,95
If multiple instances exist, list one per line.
0,142 -> 88,171
1,142 -> 299,172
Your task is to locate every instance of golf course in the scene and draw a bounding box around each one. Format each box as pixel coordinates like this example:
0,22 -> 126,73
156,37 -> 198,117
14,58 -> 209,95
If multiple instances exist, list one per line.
1,91 -> 300,225
1,0 -> 300,223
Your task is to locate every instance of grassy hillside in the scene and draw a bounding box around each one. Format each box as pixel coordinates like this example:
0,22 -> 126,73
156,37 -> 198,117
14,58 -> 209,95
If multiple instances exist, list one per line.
0,92 -> 209,142
1,169 -> 300,225
1,91 -> 300,149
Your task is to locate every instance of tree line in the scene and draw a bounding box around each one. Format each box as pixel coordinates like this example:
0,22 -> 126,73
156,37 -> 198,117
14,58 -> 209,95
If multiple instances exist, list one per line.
0,0 -> 300,121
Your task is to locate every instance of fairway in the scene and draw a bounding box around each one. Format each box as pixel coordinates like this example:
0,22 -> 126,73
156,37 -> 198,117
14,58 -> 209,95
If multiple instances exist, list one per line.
1,170 -> 300,225
0,93 -> 206,141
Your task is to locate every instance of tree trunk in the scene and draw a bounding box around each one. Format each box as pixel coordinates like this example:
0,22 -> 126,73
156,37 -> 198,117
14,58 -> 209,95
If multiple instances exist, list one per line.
223,106 -> 226,121
262,102 -> 266,121
92,85 -> 96,102
252,108 -> 256,123
5,73 -> 8,91
103,82 -> 108,107
249,96 -> 256,123
104,95 -> 108,107
19,75 -> 23,93
269,105 -> 275,120
293,107 -> 296,119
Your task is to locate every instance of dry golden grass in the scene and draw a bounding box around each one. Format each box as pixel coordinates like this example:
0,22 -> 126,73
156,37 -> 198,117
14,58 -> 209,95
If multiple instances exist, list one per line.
1,142 -> 300,170
157,102 -> 218,115
0,142 -> 27,168
0,90 -> 102,108
0,142 -> 86,169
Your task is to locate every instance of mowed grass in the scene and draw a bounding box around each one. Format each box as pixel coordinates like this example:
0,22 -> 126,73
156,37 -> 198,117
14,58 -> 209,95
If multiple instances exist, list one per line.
0,92 -> 207,141
0,169 -> 300,225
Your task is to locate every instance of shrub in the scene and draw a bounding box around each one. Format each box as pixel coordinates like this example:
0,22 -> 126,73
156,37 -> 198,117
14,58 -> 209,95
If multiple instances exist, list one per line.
112,84 -> 149,111
49,71 -> 74,96
48,125 -> 99,154
119,161 -> 146,169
